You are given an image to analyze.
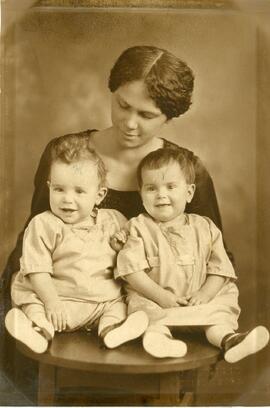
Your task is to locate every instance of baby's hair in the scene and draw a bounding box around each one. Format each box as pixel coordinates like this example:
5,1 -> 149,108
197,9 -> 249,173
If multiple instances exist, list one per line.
50,132 -> 107,187
109,45 -> 194,119
137,148 -> 195,188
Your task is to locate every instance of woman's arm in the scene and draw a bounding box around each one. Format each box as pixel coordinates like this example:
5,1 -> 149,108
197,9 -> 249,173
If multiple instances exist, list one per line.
187,157 -> 234,264
125,271 -> 187,308
186,157 -> 223,230
2,139 -> 55,296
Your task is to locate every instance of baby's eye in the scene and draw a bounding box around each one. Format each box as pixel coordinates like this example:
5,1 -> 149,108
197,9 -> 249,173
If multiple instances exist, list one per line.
53,187 -> 63,192
167,184 -> 177,190
145,186 -> 156,192
76,188 -> 85,194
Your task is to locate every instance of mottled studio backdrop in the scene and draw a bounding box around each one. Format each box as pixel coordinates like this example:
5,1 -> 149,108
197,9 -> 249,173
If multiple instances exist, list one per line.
2,3 -> 270,403
9,9 -> 256,325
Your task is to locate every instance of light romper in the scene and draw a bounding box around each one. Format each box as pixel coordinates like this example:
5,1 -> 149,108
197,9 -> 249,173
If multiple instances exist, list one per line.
12,209 -> 128,337
116,213 -> 241,348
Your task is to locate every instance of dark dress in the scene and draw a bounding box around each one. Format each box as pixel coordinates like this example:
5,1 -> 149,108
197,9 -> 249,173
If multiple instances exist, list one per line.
2,131 -> 223,293
0,129 -> 227,402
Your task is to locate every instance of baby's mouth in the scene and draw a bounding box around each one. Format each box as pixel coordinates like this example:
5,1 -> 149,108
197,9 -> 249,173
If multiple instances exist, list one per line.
61,208 -> 76,214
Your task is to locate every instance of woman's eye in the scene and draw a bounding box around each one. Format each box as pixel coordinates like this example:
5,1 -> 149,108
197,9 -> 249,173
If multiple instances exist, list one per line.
118,100 -> 129,110
141,112 -> 155,120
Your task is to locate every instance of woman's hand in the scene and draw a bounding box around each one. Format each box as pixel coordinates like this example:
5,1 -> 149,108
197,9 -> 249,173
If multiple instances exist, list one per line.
45,300 -> 68,332
186,290 -> 211,306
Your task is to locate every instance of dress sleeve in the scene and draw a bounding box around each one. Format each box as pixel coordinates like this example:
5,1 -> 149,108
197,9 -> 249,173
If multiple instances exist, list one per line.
186,157 -> 223,231
31,138 -> 56,217
115,222 -> 149,279
20,214 -> 58,276
205,218 -> 237,281
1,140 -> 54,292
186,156 -> 235,265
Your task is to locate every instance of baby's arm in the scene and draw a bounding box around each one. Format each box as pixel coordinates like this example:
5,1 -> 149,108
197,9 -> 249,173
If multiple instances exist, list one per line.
187,274 -> 226,305
29,272 -> 68,332
125,271 -> 188,308
110,230 -> 128,252
187,217 -> 236,306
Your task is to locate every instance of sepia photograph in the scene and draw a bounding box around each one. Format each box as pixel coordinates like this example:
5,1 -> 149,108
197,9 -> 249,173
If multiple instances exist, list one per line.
0,0 -> 270,405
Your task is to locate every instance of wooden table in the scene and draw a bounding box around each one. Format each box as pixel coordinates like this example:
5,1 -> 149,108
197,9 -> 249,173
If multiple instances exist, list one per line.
17,331 -> 220,406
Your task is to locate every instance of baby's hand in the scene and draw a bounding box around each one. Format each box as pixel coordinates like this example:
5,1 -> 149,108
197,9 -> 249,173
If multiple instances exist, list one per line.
45,300 -> 68,332
110,230 -> 128,252
159,290 -> 188,308
186,290 -> 210,306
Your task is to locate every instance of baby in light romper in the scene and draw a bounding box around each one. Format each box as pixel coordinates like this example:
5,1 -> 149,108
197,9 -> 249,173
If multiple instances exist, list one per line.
113,147 -> 269,362
5,132 -> 148,353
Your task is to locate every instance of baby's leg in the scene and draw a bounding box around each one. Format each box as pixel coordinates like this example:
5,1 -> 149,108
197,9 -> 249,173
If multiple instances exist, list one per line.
99,299 -> 149,348
143,324 -> 187,358
128,294 -> 167,321
22,304 -> 54,340
205,325 -> 269,363
5,307 -> 49,354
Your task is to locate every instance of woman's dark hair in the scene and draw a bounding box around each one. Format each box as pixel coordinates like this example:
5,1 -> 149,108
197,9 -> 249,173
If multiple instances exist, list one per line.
109,45 -> 194,120
50,132 -> 107,187
137,148 -> 195,188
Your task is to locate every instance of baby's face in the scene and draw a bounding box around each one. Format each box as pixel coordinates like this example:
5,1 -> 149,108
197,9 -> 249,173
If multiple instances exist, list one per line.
48,160 -> 106,224
140,162 -> 195,223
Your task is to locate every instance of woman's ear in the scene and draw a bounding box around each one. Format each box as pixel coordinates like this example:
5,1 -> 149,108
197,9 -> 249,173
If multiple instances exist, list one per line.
95,187 -> 108,206
186,184 -> 196,203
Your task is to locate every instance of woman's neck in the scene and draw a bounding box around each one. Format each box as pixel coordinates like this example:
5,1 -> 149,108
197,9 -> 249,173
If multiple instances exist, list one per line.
90,128 -> 164,190
92,127 -> 163,162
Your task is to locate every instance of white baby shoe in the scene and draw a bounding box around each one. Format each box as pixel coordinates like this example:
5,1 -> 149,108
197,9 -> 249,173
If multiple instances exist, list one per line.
103,310 -> 149,348
5,308 -> 49,354
223,325 -> 269,363
143,328 -> 187,358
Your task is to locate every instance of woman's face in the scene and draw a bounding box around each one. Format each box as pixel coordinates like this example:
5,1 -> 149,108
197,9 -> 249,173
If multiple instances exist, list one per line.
111,80 -> 168,148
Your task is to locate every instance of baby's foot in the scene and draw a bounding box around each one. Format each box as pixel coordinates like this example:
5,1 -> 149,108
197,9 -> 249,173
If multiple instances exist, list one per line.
143,331 -> 187,358
103,311 -> 149,349
5,308 -> 49,354
31,318 -> 54,340
223,326 -> 269,363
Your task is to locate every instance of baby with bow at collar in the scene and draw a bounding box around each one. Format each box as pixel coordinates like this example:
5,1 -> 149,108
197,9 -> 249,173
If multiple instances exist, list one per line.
5,132 -> 148,353
112,147 -> 269,361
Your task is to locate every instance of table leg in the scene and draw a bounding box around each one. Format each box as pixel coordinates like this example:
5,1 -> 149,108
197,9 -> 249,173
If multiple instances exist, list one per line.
181,369 -> 198,405
38,363 -> 55,406
151,370 -> 198,406
158,372 -> 182,405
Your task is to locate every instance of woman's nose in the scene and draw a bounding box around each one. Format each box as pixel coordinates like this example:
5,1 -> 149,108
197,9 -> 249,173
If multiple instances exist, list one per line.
125,113 -> 138,130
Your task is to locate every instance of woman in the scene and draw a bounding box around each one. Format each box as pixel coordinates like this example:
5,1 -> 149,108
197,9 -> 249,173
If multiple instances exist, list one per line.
1,45 -> 227,399
3,45 -> 224,293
